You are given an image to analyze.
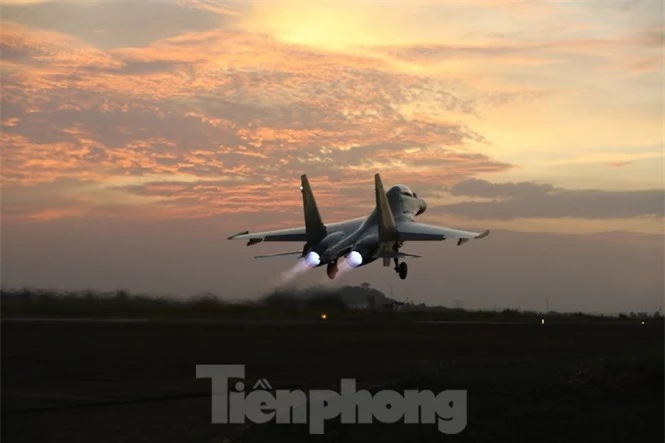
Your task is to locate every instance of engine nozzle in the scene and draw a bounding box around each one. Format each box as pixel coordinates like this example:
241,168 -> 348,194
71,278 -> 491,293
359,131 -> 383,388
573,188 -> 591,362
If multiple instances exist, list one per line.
304,251 -> 320,268
346,251 -> 363,268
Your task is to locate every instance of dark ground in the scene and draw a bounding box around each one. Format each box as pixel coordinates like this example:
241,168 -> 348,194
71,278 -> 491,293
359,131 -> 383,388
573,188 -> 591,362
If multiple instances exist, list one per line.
2,319 -> 663,442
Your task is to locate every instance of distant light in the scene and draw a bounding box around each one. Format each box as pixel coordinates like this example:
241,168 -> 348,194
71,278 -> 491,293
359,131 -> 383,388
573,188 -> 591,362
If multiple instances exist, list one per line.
321,313 -> 327,320
641,321 -> 645,325
541,318 -> 545,325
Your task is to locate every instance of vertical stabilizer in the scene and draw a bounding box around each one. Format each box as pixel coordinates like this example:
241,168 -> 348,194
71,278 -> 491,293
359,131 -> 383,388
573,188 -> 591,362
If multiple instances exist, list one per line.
301,174 -> 326,243
374,173 -> 397,242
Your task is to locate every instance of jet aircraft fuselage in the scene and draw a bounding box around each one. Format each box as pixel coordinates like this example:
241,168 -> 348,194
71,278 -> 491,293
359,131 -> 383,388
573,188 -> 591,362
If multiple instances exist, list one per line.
228,173 -> 488,280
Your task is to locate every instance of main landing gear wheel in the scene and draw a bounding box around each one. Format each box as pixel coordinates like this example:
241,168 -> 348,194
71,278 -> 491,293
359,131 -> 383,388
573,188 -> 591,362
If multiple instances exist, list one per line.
398,262 -> 408,279
393,256 -> 408,280
327,262 -> 338,279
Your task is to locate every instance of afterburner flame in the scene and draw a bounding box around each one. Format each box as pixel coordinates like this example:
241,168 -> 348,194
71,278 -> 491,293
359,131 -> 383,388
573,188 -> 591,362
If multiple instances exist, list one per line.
278,258 -> 312,284
335,260 -> 355,277
304,251 -> 320,268
275,251 -> 321,286
346,251 -> 363,268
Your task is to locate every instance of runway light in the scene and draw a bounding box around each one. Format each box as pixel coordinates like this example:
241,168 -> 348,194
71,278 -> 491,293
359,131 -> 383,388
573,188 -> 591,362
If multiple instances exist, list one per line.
321,313 -> 327,320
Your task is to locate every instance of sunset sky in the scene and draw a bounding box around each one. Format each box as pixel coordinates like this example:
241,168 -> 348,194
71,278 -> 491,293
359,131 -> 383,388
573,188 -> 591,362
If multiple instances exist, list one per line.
1,0 -> 663,313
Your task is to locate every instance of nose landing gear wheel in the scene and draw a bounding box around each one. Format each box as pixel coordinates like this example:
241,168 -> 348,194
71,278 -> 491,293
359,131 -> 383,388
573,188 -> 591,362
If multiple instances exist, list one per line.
398,262 -> 408,280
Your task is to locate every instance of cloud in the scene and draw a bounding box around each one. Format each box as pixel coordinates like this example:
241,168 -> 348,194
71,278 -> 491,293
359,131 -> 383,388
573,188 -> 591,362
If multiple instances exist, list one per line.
432,179 -> 664,220
0,0 -> 236,49
1,20 -> 515,220
606,161 -> 634,168
375,26 -> 664,73
111,147 -> 511,216
0,1 -> 659,229
0,21 -> 121,69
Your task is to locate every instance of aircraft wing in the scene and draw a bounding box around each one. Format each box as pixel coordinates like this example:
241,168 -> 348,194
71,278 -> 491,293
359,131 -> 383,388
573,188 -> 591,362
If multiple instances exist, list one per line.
397,222 -> 490,246
228,218 -> 366,246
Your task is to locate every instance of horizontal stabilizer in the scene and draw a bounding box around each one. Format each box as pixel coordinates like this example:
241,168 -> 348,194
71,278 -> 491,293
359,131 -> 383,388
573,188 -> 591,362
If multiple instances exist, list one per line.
254,251 -> 303,259
227,227 -> 308,245
228,231 -> 249,240
379,251 -> 422,259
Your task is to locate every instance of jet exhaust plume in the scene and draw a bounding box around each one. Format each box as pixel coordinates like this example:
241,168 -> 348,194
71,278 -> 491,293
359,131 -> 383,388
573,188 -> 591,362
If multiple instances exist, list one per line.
335,256 -> 357,278
277,258 -> 312,285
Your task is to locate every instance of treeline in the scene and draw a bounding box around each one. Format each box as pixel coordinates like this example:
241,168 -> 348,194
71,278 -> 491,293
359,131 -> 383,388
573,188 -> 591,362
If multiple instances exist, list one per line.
0,287 -> 378,320
1,287 -> 661,324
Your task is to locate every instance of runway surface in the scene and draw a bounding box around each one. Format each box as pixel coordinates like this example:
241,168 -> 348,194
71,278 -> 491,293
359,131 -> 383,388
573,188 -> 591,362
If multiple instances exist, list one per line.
2,317 -> 531,324
2,319 -> 663,442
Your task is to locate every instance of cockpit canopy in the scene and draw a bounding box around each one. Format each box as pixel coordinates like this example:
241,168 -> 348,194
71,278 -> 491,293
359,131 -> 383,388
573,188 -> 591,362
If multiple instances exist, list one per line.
391,184 -> 414,197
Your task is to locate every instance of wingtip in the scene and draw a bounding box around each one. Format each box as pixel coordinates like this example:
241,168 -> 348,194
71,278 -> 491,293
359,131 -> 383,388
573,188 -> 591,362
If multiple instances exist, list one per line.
475,229 -> 490,239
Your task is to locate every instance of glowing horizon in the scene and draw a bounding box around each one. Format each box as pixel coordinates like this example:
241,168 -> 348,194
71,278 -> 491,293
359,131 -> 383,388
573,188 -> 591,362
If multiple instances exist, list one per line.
1,0 -> 662,311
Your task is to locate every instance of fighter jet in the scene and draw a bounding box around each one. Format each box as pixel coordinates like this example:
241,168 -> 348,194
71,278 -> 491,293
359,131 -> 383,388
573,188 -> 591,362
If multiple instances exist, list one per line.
228,173 -> 490,280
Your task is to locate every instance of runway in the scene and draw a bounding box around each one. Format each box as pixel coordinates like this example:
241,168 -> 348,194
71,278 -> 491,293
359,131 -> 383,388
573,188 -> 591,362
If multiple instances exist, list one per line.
2,317 -> 533,325
3,319 -> 663,442
2,316 -> 632,326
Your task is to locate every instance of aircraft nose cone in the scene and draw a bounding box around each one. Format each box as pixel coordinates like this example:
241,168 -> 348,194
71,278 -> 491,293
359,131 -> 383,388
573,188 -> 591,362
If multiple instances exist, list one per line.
417,197 -> 427,215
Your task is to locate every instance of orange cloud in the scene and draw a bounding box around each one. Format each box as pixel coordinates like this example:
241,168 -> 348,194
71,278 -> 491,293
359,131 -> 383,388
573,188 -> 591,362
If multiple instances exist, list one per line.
0,1 -> 659,231
1,19 -> 515,221
0,21 -> 121,69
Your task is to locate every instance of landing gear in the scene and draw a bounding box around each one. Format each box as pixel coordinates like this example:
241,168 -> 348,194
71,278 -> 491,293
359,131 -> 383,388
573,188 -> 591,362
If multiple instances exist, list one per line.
393,258 -> 408,280
398,262 -> 408,280
327,261 -> 338,279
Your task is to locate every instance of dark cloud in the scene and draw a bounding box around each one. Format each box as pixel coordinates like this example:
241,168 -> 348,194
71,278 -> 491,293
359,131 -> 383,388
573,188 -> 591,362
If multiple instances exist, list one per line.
450,179 -> 553,199
433,179 -> 664,219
